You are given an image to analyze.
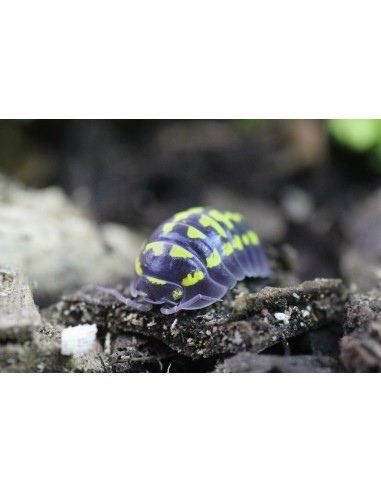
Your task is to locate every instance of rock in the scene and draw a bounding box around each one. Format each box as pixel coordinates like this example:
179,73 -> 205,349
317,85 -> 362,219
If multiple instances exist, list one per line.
280,186 -> 314,225
340,287 -> 381,372
0,327 -> 107,373
61,324 -> 98,357
0,263 -> 108,373
215,353 -> 342,373
0,265 -> 41,343
0,173 -> 142,305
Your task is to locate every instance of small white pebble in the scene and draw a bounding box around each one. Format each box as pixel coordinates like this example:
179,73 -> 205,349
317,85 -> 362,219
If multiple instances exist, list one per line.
292,293 -> 300,299
61,323 -> 97,357
274,312 -> 290,325
232,332 -> 243,345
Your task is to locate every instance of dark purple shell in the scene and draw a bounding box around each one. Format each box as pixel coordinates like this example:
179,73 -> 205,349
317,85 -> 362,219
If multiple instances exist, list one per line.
130,207 -> 272,315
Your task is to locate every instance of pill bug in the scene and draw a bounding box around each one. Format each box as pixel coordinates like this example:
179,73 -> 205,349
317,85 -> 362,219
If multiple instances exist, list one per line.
101,207 -> 272,315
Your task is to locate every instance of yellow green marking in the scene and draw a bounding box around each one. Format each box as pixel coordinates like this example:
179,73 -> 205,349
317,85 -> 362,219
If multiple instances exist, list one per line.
233,235 -> 243,251
187,226 -> 206,239
162,222 -> 175,234
135,258 -> 143,276
248,230 -> 260,245
225,212 -> 243,222
169,245 -> 194,258
172,289 -> 183,300
182,270 -> 205,286
199,214 -> 227,238
206,248 -> 222,268
208,210 -> 234,230
173,207 -> 204,222
242,234 -> 250,246
144,241 -> 165,256
222,242 -> 234,256
146,276 -> 167,285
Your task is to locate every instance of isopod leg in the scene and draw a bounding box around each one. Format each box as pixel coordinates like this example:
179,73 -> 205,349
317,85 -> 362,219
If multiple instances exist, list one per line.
96,286 -> 152,312
160,294 -> 220,315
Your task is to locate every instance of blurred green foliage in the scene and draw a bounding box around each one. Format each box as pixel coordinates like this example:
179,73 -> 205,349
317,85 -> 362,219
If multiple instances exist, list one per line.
327,119 -> 381,171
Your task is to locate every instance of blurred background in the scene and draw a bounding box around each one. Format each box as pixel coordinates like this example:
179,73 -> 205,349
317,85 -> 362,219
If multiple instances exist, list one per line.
1,119 -> 381,304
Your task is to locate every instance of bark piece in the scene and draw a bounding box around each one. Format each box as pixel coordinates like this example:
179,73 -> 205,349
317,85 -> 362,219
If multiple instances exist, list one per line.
110,334 -> 176,373
215,352 -> 342,373
55,278 -> 346,360
109,334 -> 216,373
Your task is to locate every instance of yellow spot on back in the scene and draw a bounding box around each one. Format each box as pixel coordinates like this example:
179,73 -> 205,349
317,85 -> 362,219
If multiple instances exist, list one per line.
223,242 -> 234,256
199,214 -> 227,238
172,289 -> 183,300
248,230 -> 260,245
181,270 -> 204,286
233,235 -> 243,251
208,210 -> 234,230
135,258 -> 143,276
146,276 -> 167,285
144,242 -> 165,256
225,212 -> 244,222
169,245 -> 194,258
173,207 -> 204,222
206,248 -> 222,268
162,222 -> 175,234
187,226 -> 206,239
242,234 -> 250,246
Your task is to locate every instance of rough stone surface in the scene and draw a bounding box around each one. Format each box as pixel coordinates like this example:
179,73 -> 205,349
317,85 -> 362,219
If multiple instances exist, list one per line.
61,323 -> 98,357
340,287 -> 381,372
0,263 -> 108,372
0,265 -> 41,343
0,318 -> 108,373
0,173 -> 142,305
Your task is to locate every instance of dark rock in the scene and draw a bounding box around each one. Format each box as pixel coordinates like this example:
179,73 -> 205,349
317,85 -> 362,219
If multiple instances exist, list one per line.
215,352 -> 342,373
340,288 -> 381,372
